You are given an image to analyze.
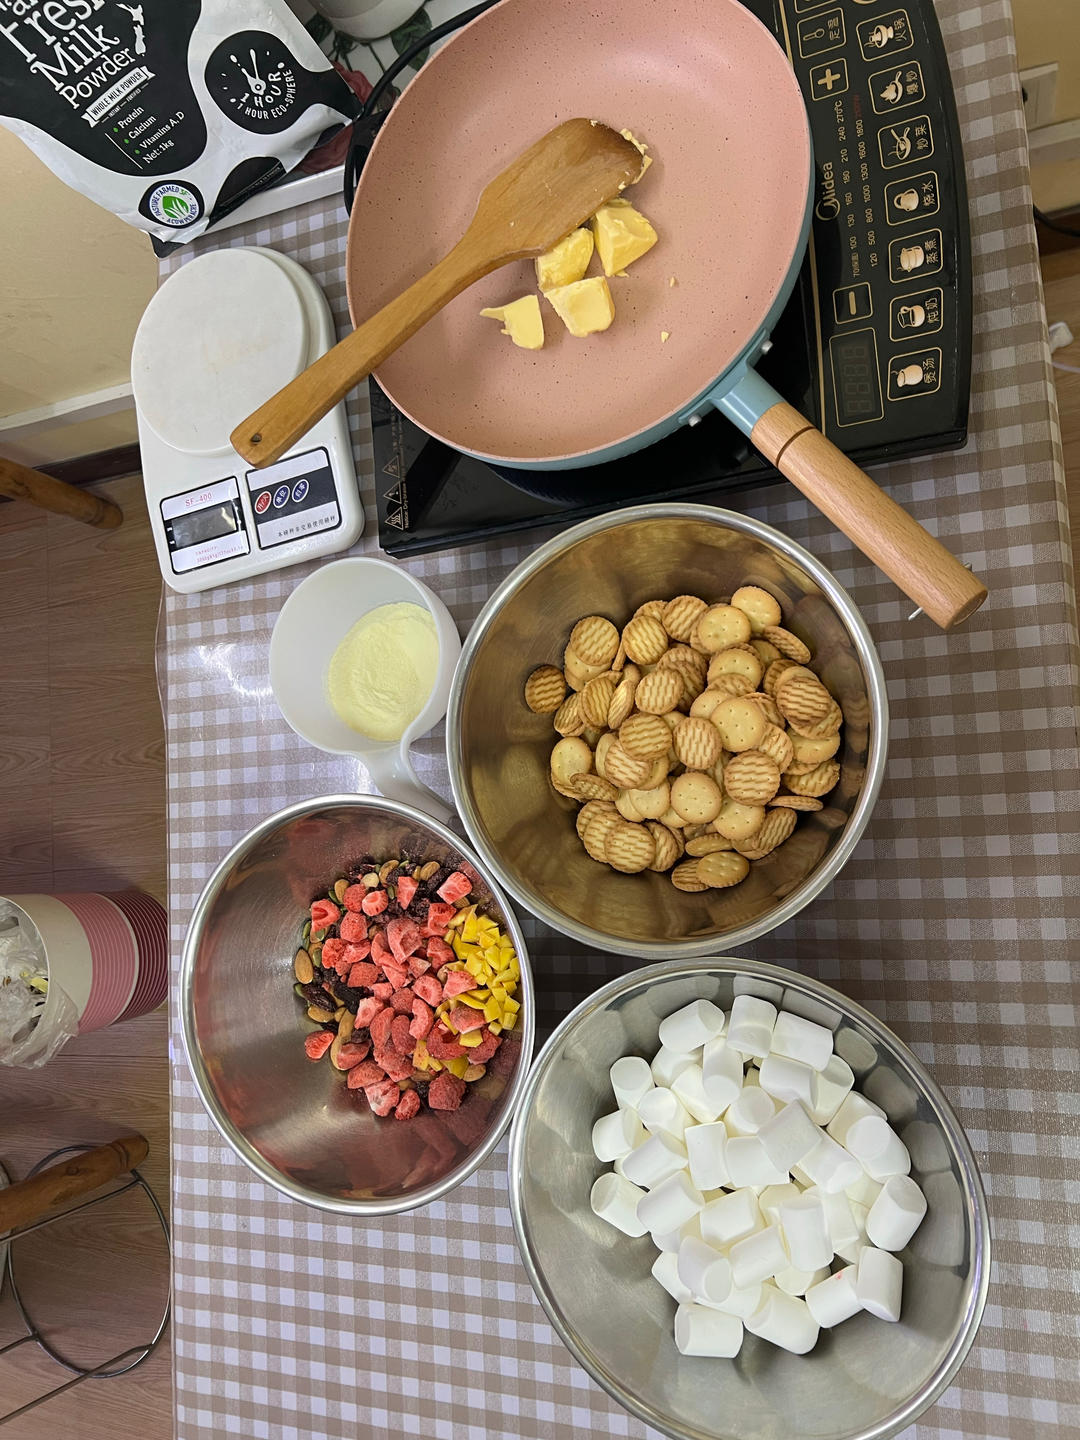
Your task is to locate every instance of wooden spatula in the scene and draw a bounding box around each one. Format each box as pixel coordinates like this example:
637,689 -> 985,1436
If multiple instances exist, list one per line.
231,119 -> 643,468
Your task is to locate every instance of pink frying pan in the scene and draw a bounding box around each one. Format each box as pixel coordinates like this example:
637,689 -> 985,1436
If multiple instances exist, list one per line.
346,0 -> 986,629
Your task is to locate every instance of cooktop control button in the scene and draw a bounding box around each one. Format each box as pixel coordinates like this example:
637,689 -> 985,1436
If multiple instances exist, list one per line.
889,227 -> 943,281
877,114 -> 934,168
810,59 -> 849,98
833,282 -> 874,324
798,9 -> 846,57
870,59 -> 926,113
885,170 -> 940,223
887,347 -> 942,400
857,10 -> 914,60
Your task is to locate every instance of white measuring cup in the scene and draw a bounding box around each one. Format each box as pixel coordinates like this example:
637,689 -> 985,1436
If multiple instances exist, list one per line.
270,557 -> 461,823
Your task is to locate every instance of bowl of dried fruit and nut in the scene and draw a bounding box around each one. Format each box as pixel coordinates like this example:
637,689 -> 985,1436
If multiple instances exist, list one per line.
180,795 -> 534,1215
447,505 -> 888,958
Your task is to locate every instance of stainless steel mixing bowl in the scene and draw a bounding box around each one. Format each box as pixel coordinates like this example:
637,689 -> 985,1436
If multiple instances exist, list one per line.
509,960 -> 989,1440
447,505 -> 888,957
180,796 -> 534,1215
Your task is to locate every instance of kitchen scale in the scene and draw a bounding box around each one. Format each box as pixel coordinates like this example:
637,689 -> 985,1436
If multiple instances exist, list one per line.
362,0 -> 971,555
133,247 -> 363,592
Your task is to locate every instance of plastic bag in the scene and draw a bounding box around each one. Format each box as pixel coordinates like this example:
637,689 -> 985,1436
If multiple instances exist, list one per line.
0,902 -> 78,1068
0,1 -> 360,243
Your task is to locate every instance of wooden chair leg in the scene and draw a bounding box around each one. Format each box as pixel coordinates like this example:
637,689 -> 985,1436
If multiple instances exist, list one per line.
0,454 -> 123,529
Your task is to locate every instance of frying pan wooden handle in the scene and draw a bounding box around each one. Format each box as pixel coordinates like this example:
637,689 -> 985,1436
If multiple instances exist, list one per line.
231,244 -> 490,468
751,402 -> 987,629
0,1135 -> 149,1233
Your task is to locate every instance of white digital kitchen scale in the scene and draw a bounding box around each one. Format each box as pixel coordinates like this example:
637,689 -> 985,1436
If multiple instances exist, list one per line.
132,247 -> 363,593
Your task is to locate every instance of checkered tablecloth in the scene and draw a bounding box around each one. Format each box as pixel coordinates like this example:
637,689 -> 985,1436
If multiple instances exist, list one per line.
160,2 -> 1079,1435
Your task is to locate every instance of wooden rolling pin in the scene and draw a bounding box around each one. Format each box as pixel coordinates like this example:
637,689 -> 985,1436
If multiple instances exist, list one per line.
0,1135 -> 148,1233
0,454 -> 123,529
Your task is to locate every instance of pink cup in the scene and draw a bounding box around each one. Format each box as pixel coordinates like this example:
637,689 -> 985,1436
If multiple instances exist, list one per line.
5,891 -> 167,1037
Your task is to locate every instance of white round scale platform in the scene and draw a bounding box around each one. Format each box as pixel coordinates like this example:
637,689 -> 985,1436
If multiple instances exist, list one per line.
132,247 -> 363,593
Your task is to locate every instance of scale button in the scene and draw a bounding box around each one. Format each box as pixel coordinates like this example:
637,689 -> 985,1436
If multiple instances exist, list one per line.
833,282 -> 873,324
888,228 -> 943,282
878,114 -> 934,169
869,59 -> 926,113
887,347 -> 942,400
797,8 -> 845,57
272,484 -> 291,509
291,478 -> 310,504
857,9 -> 914,60
885,170 -> 940,223
809,58 -> 848,99
889,287 -> 943,340
254,490 -> 272,515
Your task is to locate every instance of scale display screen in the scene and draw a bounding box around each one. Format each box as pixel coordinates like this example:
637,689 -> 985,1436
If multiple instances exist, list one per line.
168,504 -> 240,550
160,477 -> 250,575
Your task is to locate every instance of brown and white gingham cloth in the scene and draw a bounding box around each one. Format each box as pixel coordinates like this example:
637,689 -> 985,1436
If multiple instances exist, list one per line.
160,3 -> 1080,1434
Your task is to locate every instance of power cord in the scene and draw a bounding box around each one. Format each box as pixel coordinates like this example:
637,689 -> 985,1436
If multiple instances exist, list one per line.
1034,205 -> 1080,240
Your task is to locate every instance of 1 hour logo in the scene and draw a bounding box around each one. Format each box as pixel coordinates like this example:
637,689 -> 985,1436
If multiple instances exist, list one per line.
205,31 -> 301,134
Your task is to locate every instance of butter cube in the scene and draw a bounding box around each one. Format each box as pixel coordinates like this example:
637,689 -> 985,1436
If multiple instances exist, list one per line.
535,227 -> 594,291
479,293 -> 545,349
591,200 -> 658,277
544,276 -> 615,338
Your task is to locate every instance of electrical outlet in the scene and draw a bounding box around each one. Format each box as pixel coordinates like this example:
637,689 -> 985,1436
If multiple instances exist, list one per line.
1021,63 -> 1058,131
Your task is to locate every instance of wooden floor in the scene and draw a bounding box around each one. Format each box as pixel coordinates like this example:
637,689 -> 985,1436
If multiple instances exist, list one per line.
0,472 -> 172,1438
0,247 -> 1077,1439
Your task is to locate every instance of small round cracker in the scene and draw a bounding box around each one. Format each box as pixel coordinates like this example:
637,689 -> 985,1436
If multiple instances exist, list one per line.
761,625 -> 812,663
697,849 -> 751,889
671,858 -> 708,892
731,585 -> 783,634
524,665 -> 567,713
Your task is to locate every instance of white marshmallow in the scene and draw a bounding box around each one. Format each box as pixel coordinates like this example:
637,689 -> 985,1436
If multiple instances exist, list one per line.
590,1172 -> 648,1236
845,1171 -> 883,1208
758,1183 -> 801,1225
685,1121 -> 730,1191
746,1286 -> 820,1354
702,1036 -> 744,1111
757,1101 -> 821,1174
770,1012 -> 834,1072
799,1131 -> 863,1193
672,1063 -> 724,1124
651,1045 -> 697,1088
700,1187 -> 763,1247
712,1281 -> 763,1320
610,1055 -> 654,1111
674,1303 -> 743,1357
724,1086 -> 775,1137
845,1116 -> 911,1181
726,994 -> 777,1058
779,1194 -> 833,1272
637,1086 -> 692,1140
658,999 -> 725,1052
774,1264 -> 829,1296
652,1249 -> 694,1303
652,1213 -> 701,1253
637,1170 -> 705,1235
621,1130 -> 688,1189
726,1135 -> 788,1188
856,1245 -> 903,1321
836,1200 -> 869,1265
758,1052 -> 814,1106
592,1108 -> 642,1162
677,1235 -> 732,1303
729,1223 -> 789,1287
826,1091 -> 886,1147
809,1054 -> 855,1125
808,1186 -> 862,1258
866,1174 -> 927,1251
805,1265 -> 862,1328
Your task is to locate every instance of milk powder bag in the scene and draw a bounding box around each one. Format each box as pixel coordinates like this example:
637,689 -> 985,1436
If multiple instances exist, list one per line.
0,1 -> 359,241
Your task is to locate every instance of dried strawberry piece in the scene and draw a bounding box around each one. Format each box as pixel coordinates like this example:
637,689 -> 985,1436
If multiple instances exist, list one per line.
413,973 -> 443,1007
371,929 -> 392,966
340,913 -> 368,944
443,970 -> 477,998
372,981 -> 393,999
469,1028 -> 501,1064
423,901 -> 456,933
336,1040 -> 371,1068
342,884 -> 368,913
344,938 -> 370,962
428,1071 -> 467,1111
394,1088 -> 421,1121
389,987 -> 414,1015
361,889 -> 388,916
426,936 -> 454,966
375,1047 -> 413,1082
311,898 -> 341,929
321,937 -> 346,970
425,1024 -> 467,1060
365,1079 -> 400,1116
436,872 -> 472,904
370,1007 -> 395,1049
347,961 -> 379,989
396,875 -> 418,910
409,997 -> 433,1040
386,916 -> 422,963
450,1004 -> 486,1033
304,1031 -> 334,1061
390,1014 -> 414,1054
407,954 -> 431,977
382,964 -> 409,992
354,996 -> 384,1027
347,1059 -> 386,1089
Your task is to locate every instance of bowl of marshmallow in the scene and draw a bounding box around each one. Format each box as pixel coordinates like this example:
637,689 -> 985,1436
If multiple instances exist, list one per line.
508,959 -> 989,1440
